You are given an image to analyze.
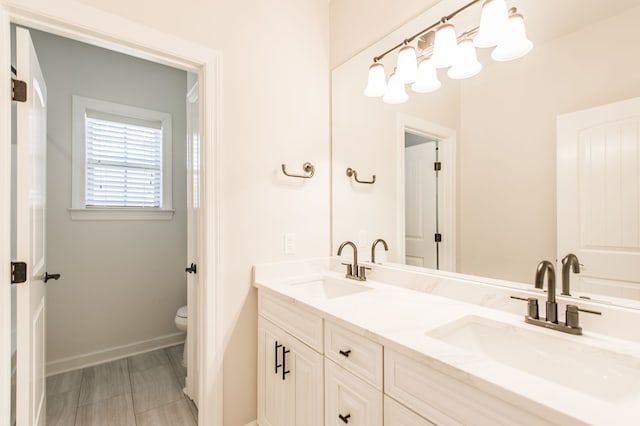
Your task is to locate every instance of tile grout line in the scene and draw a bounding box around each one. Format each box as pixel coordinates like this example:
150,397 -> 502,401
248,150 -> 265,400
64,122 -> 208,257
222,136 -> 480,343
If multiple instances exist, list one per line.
165,346 -> 198,424
126,357 -> 138,426
73,368 -> 86,426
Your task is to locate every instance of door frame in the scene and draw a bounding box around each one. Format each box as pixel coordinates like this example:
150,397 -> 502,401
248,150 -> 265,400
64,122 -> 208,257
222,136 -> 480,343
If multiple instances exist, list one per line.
396,113 -> 457,271
0,1 -> 223,425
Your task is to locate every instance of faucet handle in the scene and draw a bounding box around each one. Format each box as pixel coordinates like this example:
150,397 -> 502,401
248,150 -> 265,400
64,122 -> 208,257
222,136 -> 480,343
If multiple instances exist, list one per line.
510,296 -> 539,319
565,304 -> 602,328
358,265 -> 371,280
341,262 -> 353,277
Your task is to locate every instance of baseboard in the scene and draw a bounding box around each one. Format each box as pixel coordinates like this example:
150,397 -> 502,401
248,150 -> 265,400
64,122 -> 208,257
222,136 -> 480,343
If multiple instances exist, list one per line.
46,332 -> 185,376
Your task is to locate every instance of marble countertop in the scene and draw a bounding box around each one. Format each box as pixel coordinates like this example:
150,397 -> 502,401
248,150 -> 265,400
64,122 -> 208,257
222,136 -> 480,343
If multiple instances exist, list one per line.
253,260 -> 640,426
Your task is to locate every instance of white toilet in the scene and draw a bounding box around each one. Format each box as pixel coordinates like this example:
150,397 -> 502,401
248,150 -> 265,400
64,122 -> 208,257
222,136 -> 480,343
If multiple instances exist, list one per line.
174,305 -> 188,366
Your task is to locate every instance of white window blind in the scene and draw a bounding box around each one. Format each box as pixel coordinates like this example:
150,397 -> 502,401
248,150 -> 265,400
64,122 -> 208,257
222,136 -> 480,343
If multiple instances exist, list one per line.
85,113 -> 163,208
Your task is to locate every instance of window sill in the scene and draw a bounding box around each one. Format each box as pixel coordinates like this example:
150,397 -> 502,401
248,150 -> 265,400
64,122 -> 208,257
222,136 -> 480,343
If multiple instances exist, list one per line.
69,208 -> 175,221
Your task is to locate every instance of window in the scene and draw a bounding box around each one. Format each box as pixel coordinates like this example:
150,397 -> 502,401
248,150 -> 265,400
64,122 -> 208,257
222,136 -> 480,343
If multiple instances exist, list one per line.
71,96 -> 173,220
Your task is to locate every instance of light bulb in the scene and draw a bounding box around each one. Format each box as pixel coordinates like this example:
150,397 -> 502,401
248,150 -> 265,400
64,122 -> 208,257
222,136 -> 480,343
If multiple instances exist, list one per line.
411,59 -> 441,93
491,10 -> 533,61
474,0 -> 509,48
383,71 -> 408,104
448,39 -> 482,79
431,23 -> 458,69
363,62 -> 387,97
396,45 -> 418,84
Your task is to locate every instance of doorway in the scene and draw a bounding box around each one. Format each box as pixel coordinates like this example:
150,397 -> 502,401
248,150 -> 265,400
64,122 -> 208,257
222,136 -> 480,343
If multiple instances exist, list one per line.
396,114 -> 457,273
11,24 -> 198,424
1,5 -> 221,424
404,131 -> 440,268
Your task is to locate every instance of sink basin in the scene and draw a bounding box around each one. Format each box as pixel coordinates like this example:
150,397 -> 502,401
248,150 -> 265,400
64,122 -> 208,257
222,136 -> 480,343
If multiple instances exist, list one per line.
426,315 -> 640,402
285,276 -> 373,300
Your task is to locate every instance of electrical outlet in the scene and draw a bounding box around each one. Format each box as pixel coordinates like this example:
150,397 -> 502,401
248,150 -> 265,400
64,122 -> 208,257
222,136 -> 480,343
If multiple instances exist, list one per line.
284,233 -> 296,255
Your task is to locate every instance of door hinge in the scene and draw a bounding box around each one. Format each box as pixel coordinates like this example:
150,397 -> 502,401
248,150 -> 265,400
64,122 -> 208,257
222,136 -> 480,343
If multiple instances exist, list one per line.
434,161 -> 441,171
12,79 -> 27,102
434,233 -> 442,243
11,262 -> 27,284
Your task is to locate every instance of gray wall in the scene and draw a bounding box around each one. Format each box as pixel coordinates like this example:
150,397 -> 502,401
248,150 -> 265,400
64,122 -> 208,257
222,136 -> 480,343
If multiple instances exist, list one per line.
28,28 -> 188,365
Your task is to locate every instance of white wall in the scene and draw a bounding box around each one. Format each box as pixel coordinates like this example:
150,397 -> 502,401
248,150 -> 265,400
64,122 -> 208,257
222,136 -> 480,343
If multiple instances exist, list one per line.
27,29 -> 189,366
62,1 -> 331,424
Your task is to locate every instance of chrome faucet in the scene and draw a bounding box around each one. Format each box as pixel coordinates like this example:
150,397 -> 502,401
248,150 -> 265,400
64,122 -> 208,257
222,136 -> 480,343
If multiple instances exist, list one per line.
510,259 -> 601,335
370,238 -> 388,264
535,260 -> 557,323
561,253 -> 580,296
337,241 -> 369,281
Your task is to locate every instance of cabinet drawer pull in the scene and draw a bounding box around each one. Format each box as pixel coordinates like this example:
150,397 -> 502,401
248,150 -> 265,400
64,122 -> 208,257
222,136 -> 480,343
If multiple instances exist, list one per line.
339,349 -> 351,358
282,346 -> 291,380
275,341 -> 283,374
338,413 -> 351,423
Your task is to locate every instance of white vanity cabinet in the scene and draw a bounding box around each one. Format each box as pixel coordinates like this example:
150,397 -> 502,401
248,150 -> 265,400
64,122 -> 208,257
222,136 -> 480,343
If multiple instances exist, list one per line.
258,293 -> 324,426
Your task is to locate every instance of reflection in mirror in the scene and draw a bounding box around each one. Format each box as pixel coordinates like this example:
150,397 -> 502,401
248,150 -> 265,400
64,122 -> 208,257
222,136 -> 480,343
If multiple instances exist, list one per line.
332,0 -> 640,309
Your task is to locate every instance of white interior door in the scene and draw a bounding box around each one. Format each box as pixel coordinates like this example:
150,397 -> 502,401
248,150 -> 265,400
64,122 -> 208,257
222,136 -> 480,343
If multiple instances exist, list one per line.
558,97 -> 640,299
15,27 -> 48,426
185,81 -> 200,404
405,142 -> 437,268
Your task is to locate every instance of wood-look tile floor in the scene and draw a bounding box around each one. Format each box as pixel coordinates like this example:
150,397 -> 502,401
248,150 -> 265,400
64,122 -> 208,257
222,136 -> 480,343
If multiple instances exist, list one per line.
46,345 -> 197,426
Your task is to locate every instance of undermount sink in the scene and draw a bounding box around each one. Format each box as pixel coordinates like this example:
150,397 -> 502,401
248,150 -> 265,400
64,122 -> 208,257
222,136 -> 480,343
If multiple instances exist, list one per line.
285,276 -> 373,300
426,315 -> 640,402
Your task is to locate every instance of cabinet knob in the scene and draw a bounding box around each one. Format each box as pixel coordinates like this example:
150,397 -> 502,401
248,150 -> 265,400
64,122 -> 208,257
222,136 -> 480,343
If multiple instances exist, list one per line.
338,413 -> 351,423
339,349 -> 351,358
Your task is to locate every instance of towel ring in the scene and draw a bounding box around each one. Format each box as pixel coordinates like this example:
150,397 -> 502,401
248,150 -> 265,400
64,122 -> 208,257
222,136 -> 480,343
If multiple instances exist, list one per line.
346,167 -> 375,184
282,162 -> 315,179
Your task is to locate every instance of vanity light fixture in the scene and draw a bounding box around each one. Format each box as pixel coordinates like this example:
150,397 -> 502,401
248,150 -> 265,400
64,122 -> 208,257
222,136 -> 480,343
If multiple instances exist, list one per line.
412,58 -> 441,93
431,20 -> 459,69
474,0 -> 510,48
491,8 -> 533,61
363,62 -> 387,97
396,44 -> 419,84
448,39 -> 483,79
364,0 -> 532,104
382,70 -> 409,104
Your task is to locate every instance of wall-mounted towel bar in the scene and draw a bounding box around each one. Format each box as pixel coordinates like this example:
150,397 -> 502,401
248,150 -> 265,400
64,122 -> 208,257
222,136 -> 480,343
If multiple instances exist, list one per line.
346,167 -> 376,184
281,162 -> 315,179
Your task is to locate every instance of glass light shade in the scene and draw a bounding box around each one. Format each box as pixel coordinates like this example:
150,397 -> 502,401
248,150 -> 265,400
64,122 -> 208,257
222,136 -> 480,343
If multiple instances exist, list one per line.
473,0 -> 509,48
383,72 -> 408,104
431,23 -> 458,69
396,45 -> 419,84
448,40 -> 483,79
491,13 -> 533,61
411,59 -> 441,93
363,62 -> 387,97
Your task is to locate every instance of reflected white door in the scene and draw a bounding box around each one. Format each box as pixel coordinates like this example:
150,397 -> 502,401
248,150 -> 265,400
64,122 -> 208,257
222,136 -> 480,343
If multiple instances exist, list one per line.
558,97 -> 640,298
405,142 -> 437,268
185,81 -> 200,404
15,27 -> 48,426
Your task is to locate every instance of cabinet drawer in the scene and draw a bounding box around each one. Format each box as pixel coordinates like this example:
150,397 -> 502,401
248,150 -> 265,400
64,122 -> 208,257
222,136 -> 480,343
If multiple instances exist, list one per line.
384,349 -> 551,426
325,321 -> 383,389
258,291 -> 323,352
325,359 -> 382,426
384,396 -> 434,426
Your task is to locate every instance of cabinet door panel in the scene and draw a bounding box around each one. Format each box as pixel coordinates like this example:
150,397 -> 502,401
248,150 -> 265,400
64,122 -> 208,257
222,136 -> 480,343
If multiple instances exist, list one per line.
259,316 -> 323,426
284,334 -> 324,426
325,359 -> 382,426
258,317 -> 287,426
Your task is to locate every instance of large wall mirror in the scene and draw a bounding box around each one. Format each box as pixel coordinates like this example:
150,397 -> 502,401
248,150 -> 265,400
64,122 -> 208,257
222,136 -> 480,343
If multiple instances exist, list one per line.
332,0 -> 640,309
